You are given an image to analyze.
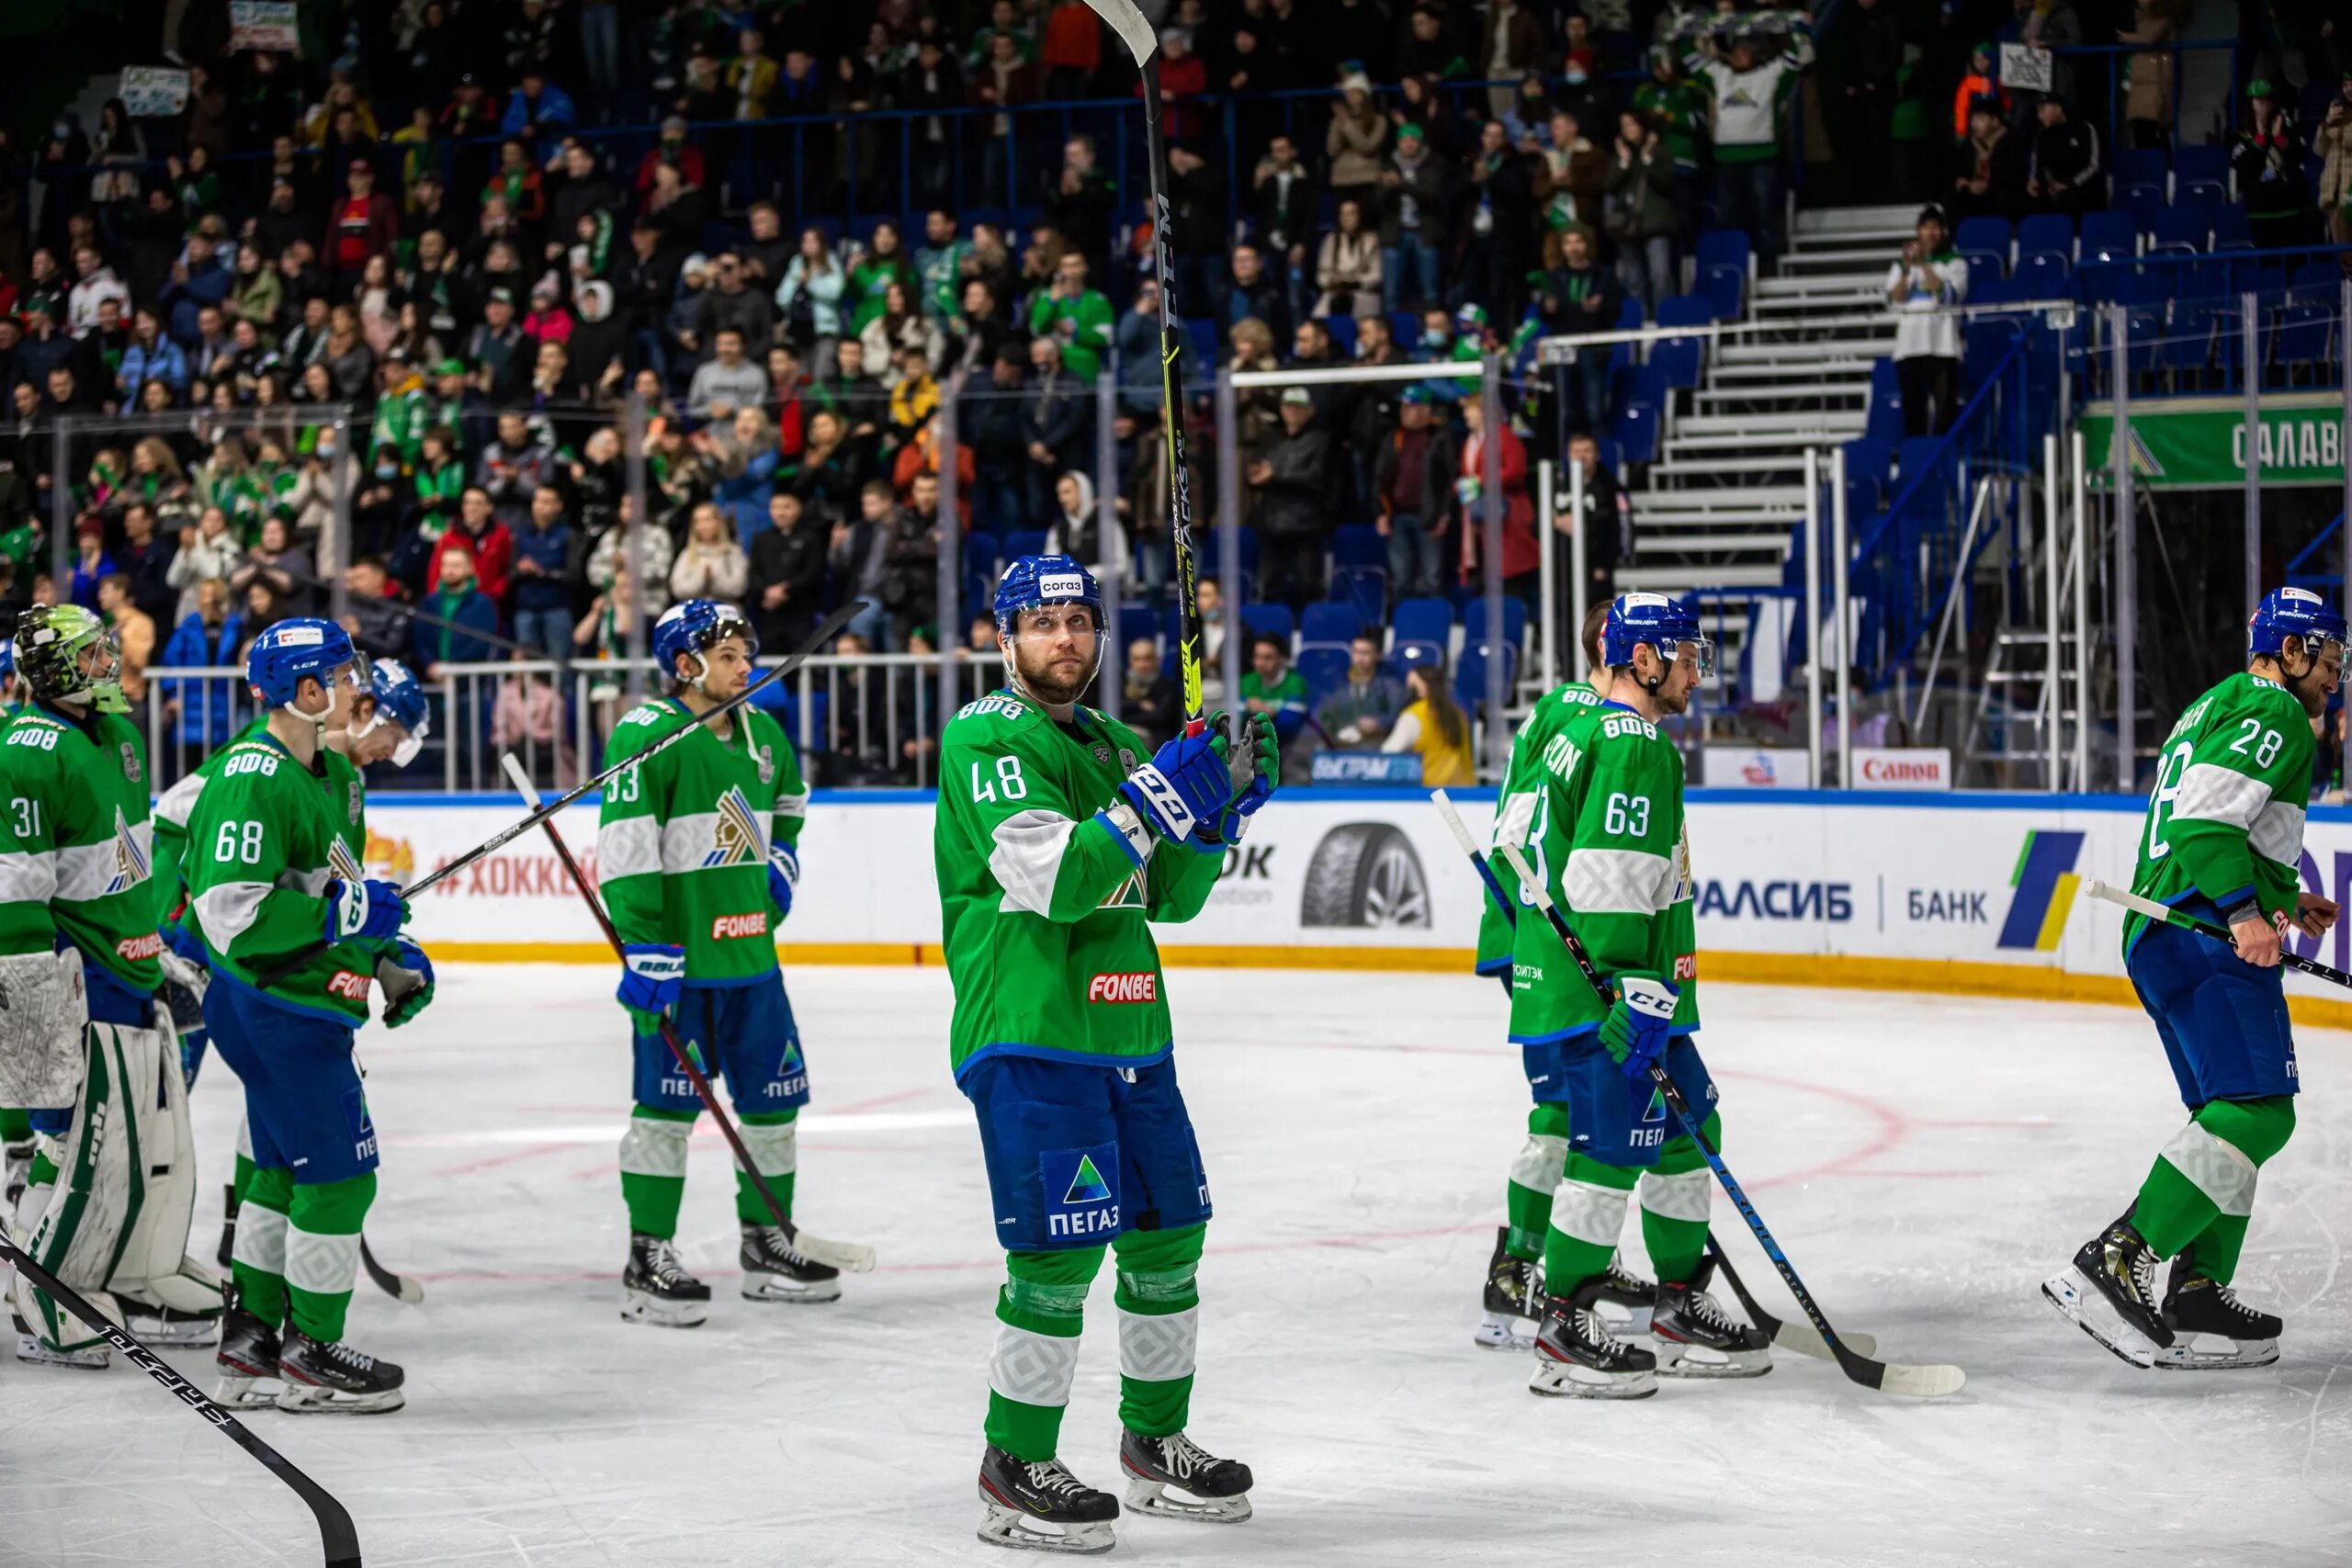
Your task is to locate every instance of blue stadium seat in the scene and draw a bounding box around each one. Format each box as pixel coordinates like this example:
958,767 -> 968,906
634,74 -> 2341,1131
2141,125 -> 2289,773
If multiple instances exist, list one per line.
1184,319 -> 1220,366
1114,602 -> 1153,647
1327,565 -> 1388,625
1864,358 -> 1904,445
1610,400 -> 1659,465
2078,209 -> 2137,266
2175,143 -> 2231,207
1388,597 -> 1453,663
1694,230 -> 1750,320
1953,215 -> 2011,281
1198,526 -> 1261,581
2016,213 -> 2074,263
2211,205 -> 2253,251
1597,437 -> 1624,473
1453,640 -> 1519,716
1841,437 -> 1892,488
1962,320 -> 2014,390
1004,529 -> 1047,560
1319,314 -> 1358,356
1693,228 -> 1750,276
1463,595 -> 1528,650
1330,524 -> 1384,569
2014,252 -> 2071,298
2290,261 -> 2344,305
1650,296 -> 1714,391
962,534 -> 1002,579
2154,305 -> 2216,380
1239,602 -> 1295,645
1894,436 -> 1948,482
2270,301 -> 2334,376
1301,601 -> 1365,644
1969,273 -> 2018,311
2114,146 -> 2166,193
2120,180 -> 2167,231
1296,646 -> 1351,703
2149,208 -> 2208,256
1387,310 -> 1421,353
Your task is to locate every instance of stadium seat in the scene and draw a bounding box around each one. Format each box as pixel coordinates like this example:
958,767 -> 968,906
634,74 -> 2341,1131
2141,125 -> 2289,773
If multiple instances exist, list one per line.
962,535 -> 1001,580
2175,143 -> 2231,208
2148,208 -> 2207,256
1301,601 -> 1365,645
1330,524 -> 1384,570
2154,306 -> 2216,382
1319,313 -> 1358,356
1327,565 -> 1388,625
1453,640 -> 1520,716
1462,595 -> 1528,651
2120,180 -> 2167,231
2270,301 -> 2334,378
1114,602 -> 1153,649
1953,215 -> 2011,281
1387,310 -> 1420,353
2016,213 -> 2074,264
2211,205 -> 2253,251
1239,602 -> 1295,645
1610,400 -> 1660,466
1184,319 -> 1220,367
1198,526 -> 1260,582
2114,146 -> 2166,194
1004,530 -> 1047,561
1295,645 -> 1351,703
2078,209 -> 2137,266
1840,437 -> 1892,490
1649,295 -> 1715,391
1962,320 -> 2015,391
1388,597 -> 1453,664
1864,358 -> 1905,446
2014,253 -> 2070,298
1694,230 -> 1750,320
1597,437 -> 1624,473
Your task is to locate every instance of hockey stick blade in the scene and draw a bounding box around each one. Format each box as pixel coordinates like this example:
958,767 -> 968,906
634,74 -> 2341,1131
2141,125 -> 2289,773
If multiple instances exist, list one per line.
2079,877 -> 2352,988
0,1232 -> 364,1566
498,752 -> 876,1275
1493,840 -> 1965,1398
360,1235 -> 423,1303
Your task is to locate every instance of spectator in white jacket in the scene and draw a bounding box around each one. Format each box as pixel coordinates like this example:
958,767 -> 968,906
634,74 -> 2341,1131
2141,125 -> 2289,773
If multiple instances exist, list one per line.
164,503 -> 243,623
669,502 -> 750,602
1885,206 -> 1968,437
586,495 -> 676,617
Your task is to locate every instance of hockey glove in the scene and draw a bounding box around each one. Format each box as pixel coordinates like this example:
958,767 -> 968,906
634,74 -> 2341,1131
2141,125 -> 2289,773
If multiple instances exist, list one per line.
1599,974 -> 1678,1081
376,938 -> 435,1029
324,876 -> 408,944
1116,728 -> 1232,846
1198,712 -> 1280,851
617,942 -> 685,1033
767,842 -> 799,922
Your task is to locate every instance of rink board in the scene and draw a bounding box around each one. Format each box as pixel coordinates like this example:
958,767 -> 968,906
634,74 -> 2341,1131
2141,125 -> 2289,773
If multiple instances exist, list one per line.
362,789 -> 2352,1023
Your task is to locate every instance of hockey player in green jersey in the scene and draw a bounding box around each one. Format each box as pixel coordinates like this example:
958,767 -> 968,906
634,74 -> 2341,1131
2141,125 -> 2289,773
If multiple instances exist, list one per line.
1502,593 -> 1765,1398
2046,586 -> 2343,1371
0,604 -> 220,1367
595,598 -> 830,1326
0,637 -> 33,1213
937,556 -> 1276,1555
187,619 -> 435,1414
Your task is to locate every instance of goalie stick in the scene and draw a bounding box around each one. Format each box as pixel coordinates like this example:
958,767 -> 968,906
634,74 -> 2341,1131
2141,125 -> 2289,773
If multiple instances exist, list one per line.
254,599 -> 868,990
1492,836 -> 1964,1397
1428,791 -> 1878,1361
498,752 -> 875,1275
2080,877 -> 2352,987
0,1232 -> 363,1567
1081,0 -> 1206,735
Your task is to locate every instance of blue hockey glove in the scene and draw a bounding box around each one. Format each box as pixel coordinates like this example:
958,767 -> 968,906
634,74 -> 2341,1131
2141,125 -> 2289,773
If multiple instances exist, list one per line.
1599,974 -> 1678,1081
323,877 -> 408,944
767,842 -> 799,921
1116,728 -> 1232,845
1203,711 -> 1279,848
617,942 -> 685,1034
375,937 -> 435,1029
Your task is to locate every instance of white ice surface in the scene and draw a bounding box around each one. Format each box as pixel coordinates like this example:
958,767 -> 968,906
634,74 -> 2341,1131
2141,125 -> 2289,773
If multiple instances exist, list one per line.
3,967 -> 2348,1567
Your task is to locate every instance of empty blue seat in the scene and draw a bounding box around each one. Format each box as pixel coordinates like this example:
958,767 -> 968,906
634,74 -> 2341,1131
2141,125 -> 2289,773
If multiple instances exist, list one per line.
1296,645 -> 1351,702
1387,310 -> 1420,353
2270,301 -> 2334,373
1453,640 -> 1520,716
1301,601 -> 1364,644
1954,215 -> 2012,280
2078,209 -> 2137,266
1693,228 -> 1750,274
1463,595 -> 1528,649
1184,319 -> 1219,365
1004,529 -> 1047,560
962,534 -> 1001,578
2211,205 -> 2253,251
1239,602 -> 1295,645
2115,146 -> 2167,191
2015,252 -> 2071,298
1649,300 -> 1714,395
1330,524 -> 1384,570
2120,181 -> 2167,230
2016,213 -> 2074,263
1864,357 -> 1904,446
1656,294 -> 1715,329
2154,306 -> 2215,378
1327,565 -> 1388,625
1895,435 -> 1947,481
2149,208 -> 2207,255
1198,527 -> 1260,578
1841,436 -> 1892,487
1962,320 -> 2015,390
1319,313 -> 1358,356
1695,227 -> 1750,318
1610,400 -> 1659,465
2175,143 -> 2230,207
1389,597 -> 1453,662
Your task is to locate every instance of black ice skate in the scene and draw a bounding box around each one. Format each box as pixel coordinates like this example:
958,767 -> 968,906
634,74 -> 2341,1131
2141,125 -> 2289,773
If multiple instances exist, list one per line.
214,1304 -> 285,1410
1529,1279 -> 1658,1399
2042,1211 -> 2173,1369
1119,1429 -> 1254,1523
276,1329 -> 405,1414
1595,1253 -> 1661,1336
1649,1258 -> 1771,1378
1475,1226 -> 1542,1350
740,1223 -> 842,1304
977,1444 -> 1119,1555
2155,1258 -> 2281,1371
621,1232 -> 710,1327
216,1180 -> 240,1270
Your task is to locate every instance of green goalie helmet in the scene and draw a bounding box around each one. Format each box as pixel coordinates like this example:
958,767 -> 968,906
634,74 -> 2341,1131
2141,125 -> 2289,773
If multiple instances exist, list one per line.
12,604 -> 129,714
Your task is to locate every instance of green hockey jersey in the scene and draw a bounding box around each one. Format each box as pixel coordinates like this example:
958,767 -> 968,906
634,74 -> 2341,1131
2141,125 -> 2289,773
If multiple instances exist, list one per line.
933,690 -> 1224,1080
2127,671 -> 2316,954
152,714 -> 269,933
0,704 -> 163,992
1478,682 -> 1604,976
1504,702 -> 1688,1044
595,697 -> 808,985
182,730 -> 378,1024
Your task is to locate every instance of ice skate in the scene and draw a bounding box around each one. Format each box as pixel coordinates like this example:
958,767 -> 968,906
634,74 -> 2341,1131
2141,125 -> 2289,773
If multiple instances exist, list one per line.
276,1329 -> 405,1414
1119,1428 -> 1254,1523
215,1180 -> 239,1271
213,1304 -> 284,1410
1529,1280 -> 1658,1398
121,1296 -> 221,1348
2154,1259 -> 2280,1371
1475,1226 -> 1541,1350
977,1444 -> 1118,1554
1594,1253 -> 1659,1336
620,1233 -> 709,1326
13,1309 -> 107,1370
739,1222 -> 841,1303
1649,1258 -> 1770,1378
2043,1211 -> 2170,1369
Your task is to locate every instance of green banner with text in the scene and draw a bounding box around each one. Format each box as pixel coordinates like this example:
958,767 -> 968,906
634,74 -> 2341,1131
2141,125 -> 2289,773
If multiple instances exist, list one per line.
2081,394 -> 2346,490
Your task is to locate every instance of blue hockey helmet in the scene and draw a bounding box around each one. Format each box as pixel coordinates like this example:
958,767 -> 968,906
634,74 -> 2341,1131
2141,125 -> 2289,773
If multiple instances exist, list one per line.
994,555 -> 1103,632
1601,592 -> 1713,679
245,617 -> 368,719
2249,586 -> 2347,683
652,598 -> 759,691
355,656 -> 433,767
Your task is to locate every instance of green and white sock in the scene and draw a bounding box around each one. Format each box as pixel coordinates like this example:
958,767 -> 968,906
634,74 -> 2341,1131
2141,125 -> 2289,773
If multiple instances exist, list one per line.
2133,1096 -> 2296,1286
1544,1154 -> 1636,1299
987,1247 -> 1104,1462
735,1110 -> 798,1225
619,1108 -> 695,1238
1114,1224 -> 1204,1438
285,1172 -> 374,1343
1506,1105 -> 1570,1262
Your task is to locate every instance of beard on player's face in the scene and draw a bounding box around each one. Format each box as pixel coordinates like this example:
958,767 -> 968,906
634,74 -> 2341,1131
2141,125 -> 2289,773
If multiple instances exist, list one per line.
1006,621 -> 1099,707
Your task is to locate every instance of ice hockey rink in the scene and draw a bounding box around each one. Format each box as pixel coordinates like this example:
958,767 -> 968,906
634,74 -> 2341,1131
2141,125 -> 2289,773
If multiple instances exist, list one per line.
4,964 -> 2347,1567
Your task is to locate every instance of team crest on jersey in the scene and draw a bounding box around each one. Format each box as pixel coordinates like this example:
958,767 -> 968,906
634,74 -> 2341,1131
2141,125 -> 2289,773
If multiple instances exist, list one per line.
1098,870 -> 1147,910
328,837 -> 366,885
101,807 -> 152,896
1092,744 -> 1114,765
119,741 -> 141,784
703,786 -> 767,867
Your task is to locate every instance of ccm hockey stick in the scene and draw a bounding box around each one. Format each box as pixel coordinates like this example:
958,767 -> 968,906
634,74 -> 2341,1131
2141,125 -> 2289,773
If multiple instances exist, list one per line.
1491,837 -> 1964,1396
498,752 -> 875,1274
1428,791 -> 1876,1362
2080,877 -> 2352,987
254,600 -> 868,989
1083,0 -> 1206,736
0,1232 -> 362,1566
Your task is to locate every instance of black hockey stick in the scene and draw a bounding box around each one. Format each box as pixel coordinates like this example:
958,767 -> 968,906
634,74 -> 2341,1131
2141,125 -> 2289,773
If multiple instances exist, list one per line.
497,751 -> 875,1274
2080,878 -> 2352,987
1490,837 -> 1965,1396
0,1232 -> 363,1567
253,600 -> 867,989
359,1236 -> 422,1303
1427,791 -> 1878,1362
1084,0 -> 1206,735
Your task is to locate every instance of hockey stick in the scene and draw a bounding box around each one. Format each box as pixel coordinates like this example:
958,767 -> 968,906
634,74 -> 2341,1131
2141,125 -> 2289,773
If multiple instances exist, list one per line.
1084,0 -> 1205,737
0,1232 -> 363,1567
1428,791 -> 1875,1362
2080,877 -> 2352,987
1492,838 -> 1964,1396
497,751 -> 875,1275
359,1236 -> 422,1303
253,599 -> 867,989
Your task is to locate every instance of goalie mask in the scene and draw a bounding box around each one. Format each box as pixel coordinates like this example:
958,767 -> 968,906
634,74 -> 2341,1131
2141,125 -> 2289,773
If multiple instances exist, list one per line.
13,604 -> 129,715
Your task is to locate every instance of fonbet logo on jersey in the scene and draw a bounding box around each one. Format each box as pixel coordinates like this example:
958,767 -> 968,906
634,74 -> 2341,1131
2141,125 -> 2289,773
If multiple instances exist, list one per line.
1042,1144 -> 1120,1238
326,969 -> 373,1000
1087,971 -> 1158,1004
711,911 -> 771,941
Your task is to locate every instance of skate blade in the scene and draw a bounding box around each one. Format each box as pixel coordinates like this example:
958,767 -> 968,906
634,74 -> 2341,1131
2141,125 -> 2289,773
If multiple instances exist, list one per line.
214,1374 -> 286,1409
1124,1478 -> 1253,1523
275,1382 -> 406,1415
1654,1340 -> 1772,1379
125,1315 -> 221,1348
2153,1332 -> 2279,1371
15,1335 -> 107,1370
1474,1312 -> 1534,1351
1598,1303 -> 1657,1337
741,1270 -> 842,1304
1528,1359 -> 1658,1399
620,1289 -> 709,1327
978,1499 -> 1115,1555
2041,1268 -> 2157,1370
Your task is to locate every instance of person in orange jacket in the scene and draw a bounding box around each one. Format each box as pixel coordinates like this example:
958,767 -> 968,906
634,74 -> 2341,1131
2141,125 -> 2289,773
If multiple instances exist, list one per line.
1952,41 -> 2009,141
